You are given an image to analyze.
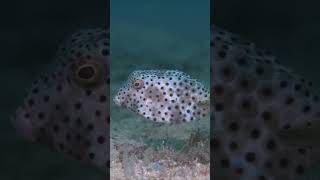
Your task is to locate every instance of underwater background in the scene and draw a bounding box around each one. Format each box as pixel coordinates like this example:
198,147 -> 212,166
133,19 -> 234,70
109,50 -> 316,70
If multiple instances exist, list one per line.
1,0 -> 320,179
110,0 -> 210,179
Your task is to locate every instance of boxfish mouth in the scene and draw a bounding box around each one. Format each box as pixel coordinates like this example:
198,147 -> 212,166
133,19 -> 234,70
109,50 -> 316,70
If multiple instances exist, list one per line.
11,107 -> 36,142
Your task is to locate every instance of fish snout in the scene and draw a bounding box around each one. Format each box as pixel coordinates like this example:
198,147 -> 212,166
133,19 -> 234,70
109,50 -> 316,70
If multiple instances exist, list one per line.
11,107 -> 36,142
113,95 -> 125,107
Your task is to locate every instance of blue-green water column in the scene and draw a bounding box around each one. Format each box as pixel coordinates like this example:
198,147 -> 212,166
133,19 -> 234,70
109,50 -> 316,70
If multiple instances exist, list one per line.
110,0 -> 210,77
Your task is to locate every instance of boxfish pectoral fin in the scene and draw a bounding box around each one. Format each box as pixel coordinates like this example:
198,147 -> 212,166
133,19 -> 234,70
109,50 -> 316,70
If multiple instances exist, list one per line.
198,99 -> 210,109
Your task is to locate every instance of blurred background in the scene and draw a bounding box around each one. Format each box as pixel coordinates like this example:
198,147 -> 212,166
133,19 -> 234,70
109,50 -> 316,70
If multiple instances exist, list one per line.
212,0 -> 320,179
213,0 -> 320,84
0,1 -> 107,179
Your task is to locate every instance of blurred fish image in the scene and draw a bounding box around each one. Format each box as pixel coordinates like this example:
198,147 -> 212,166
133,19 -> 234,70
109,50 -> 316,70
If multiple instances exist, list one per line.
11,28 -> 110,175
212,24 -> 320,180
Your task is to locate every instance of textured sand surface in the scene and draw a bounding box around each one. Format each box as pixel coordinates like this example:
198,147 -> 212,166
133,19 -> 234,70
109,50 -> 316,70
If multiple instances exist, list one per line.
111,159 -> 209,180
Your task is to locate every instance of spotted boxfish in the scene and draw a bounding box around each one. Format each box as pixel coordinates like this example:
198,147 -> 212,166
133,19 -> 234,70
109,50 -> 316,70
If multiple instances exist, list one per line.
212,24 -> 320,180
114,70 -> 210,123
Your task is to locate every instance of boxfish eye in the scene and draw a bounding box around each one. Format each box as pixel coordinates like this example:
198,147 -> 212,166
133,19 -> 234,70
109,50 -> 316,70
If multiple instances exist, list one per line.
132,79 -> 144,90
74,62 -> 102,86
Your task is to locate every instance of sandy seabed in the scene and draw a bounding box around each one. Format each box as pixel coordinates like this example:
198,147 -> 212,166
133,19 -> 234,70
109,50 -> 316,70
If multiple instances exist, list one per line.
111,159 -> 209,180
110,135 -> 210,180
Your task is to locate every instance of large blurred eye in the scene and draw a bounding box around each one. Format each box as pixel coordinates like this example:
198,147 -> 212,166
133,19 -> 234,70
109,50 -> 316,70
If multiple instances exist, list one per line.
132,79 -> 144,90
78,65 -> 95,79
74,62 -> 102,86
